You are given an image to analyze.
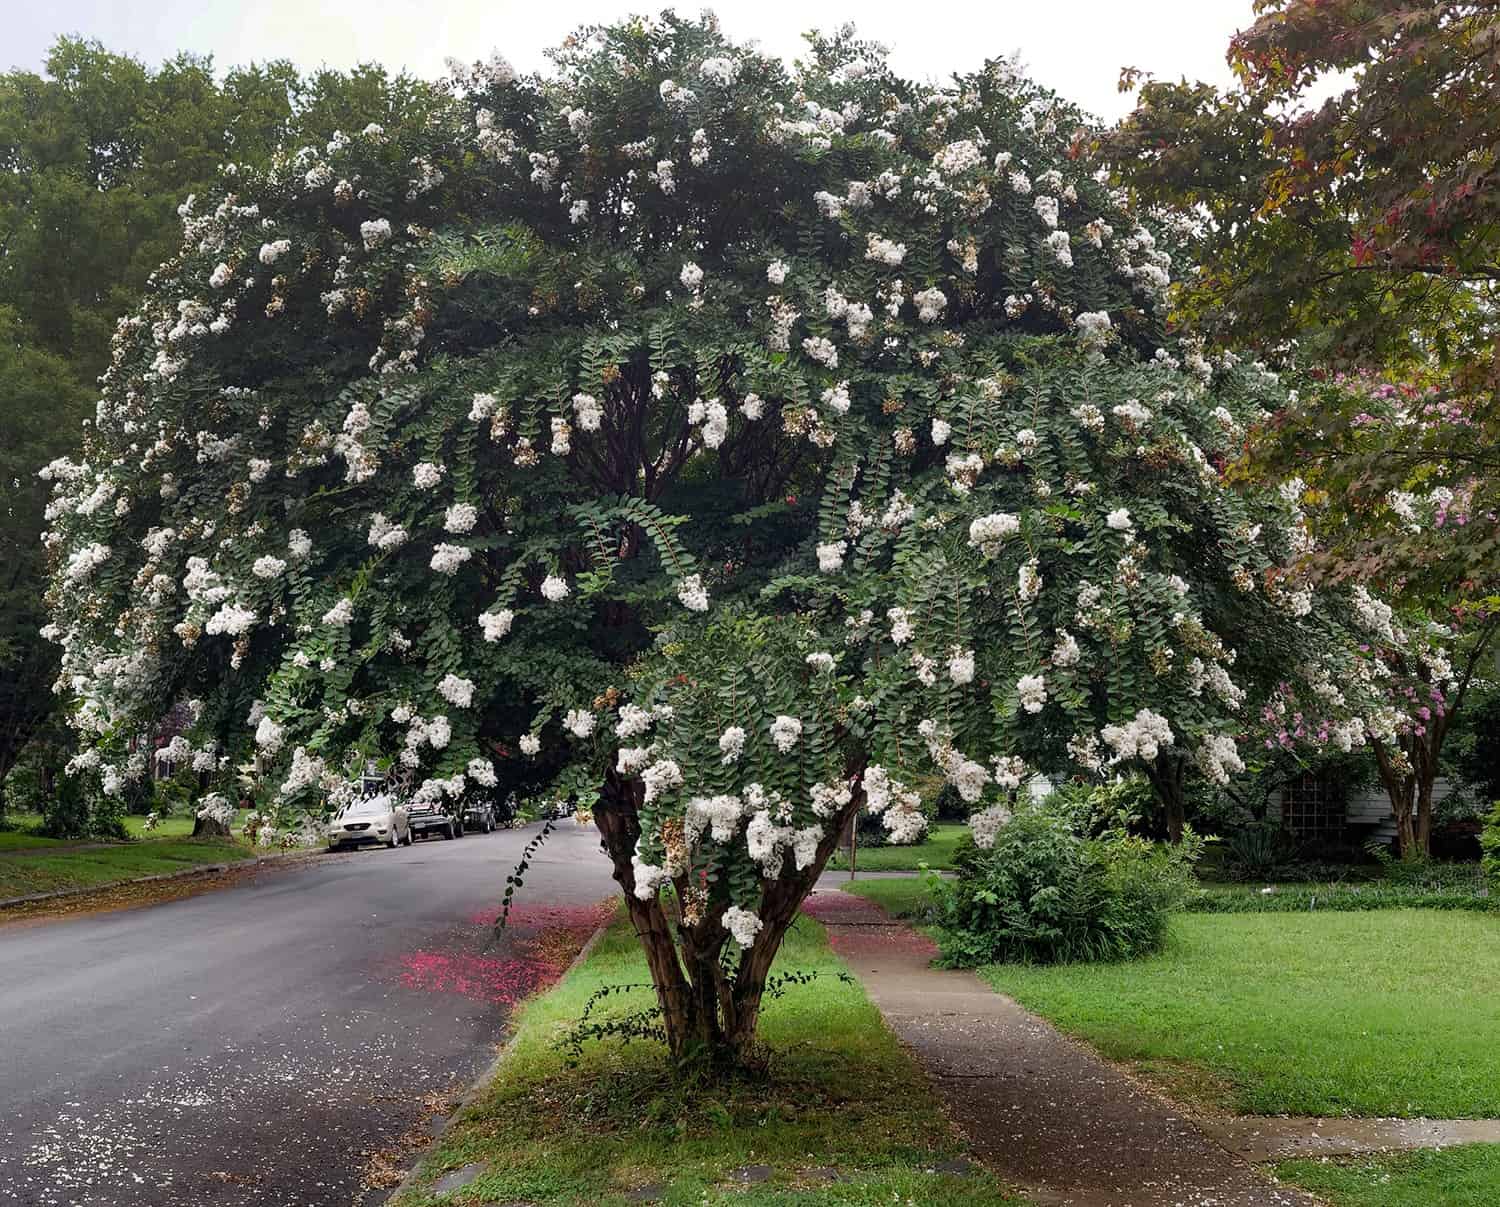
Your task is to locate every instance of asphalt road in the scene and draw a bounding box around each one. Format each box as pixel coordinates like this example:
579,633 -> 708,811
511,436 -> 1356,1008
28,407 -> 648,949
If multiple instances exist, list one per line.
0,821 -> 616,1207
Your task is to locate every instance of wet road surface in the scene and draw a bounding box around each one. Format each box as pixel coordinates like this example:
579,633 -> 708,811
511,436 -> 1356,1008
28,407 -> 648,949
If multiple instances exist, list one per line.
0,821 -> 615,1206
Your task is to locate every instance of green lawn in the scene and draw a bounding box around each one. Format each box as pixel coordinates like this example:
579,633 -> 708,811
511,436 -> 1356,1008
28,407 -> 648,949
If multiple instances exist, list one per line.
396,908 -> 1027,1206
121,809 -> 254,839
843,875 -> 942,922
0,838 -> 255,898
827,823 -> 968,871
979,910 -> 1500,1117
1274,1145 -> 1500,1206
0,830 -> 70,851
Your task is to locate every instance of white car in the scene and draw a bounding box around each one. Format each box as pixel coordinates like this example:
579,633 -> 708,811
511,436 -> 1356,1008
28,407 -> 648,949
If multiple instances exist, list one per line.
327,794 -> 411,851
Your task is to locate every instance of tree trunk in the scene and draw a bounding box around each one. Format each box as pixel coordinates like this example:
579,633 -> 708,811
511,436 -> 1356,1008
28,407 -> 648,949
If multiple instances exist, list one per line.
1373,738 -> 1431,860
192,813 -> 233,838
1144,756 -> 1186,843
592,763 -> 862,1071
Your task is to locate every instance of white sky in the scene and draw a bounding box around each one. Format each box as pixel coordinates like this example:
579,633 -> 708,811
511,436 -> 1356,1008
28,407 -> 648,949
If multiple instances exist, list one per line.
9,1 -> 1260,123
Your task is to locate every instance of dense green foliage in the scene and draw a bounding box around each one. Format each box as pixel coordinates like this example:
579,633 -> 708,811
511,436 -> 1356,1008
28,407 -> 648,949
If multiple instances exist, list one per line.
0,37 -> 448,820
32,13 -> 1361,1063
934,807 -> 1200,965
1482,799 -> 1500,896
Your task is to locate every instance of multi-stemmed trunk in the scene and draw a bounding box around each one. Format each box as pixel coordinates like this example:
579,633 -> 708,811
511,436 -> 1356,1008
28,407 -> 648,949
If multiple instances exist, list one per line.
1372,733 -> 1440,860
592,765 -> 859,1069
1143,754 -> 1188,844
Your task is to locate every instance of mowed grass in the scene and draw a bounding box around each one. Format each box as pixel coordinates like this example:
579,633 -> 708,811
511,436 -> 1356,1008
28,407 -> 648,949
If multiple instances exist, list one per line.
397,908 -> 1027,1206
1274,1145 -> 1500,1206
121,809 -> 254,839
827,822 -> 967,871
842,876 -> 942,922
979,910 -> 1500,1117
0,830 -> 71,851
0,838 -> 254,898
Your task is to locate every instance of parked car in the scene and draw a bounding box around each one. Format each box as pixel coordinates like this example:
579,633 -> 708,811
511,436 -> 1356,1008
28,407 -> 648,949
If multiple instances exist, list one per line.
463,797 -> 499,833
327,793 -> 410,851
408,801 -> 464,841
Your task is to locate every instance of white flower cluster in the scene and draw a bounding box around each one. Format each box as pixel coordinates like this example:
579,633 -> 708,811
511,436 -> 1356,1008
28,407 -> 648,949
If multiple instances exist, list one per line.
563,708 -> 596,738
1016,673 -> 1047,713
437,674 -> 475,708
863,765 -> 927,843
913,287 -> 947,323
866,233 -> 906,266
718,725 -> 746,764
769,714 -> 803,753
969,802 -> 1013,849
430,543 -> 473,575
1101,709 -> 1174,763
676,573 -> 710,612
722,905 -> 763,948
540,574 -> 570,602
479,608 -> 513,641
918,720 -> 990,804
368,513 -> 409,551
1194,733 -> 1245,786
445,503 -> 479,533
968,512 -> 1019,556
572,392 -> 603,431
816,540 -> 846,573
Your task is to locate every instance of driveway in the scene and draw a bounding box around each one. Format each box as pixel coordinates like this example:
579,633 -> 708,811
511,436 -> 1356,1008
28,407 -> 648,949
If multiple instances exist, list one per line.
0,821 -> 616,1206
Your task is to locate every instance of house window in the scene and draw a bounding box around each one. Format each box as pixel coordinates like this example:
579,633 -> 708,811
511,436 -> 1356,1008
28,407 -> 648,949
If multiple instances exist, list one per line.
1281,774 -> 1345,842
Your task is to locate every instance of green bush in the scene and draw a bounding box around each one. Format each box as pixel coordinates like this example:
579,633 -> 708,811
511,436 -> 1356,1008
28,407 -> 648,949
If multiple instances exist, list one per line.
1217,823 -> 1298,881
1482,800 -> 1500,893
1046,776 -> 1156,837
934,808 -> 1201,966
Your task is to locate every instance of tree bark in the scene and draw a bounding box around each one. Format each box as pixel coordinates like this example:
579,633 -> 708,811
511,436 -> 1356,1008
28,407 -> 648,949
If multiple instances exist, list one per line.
1143,756 -> 1187,843
192,813 -> 233,838
592,763 -> 863,1071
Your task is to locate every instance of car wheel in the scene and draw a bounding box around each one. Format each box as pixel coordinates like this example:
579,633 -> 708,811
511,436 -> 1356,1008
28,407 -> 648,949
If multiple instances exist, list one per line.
403,826 -> 414,846
442,824 -> 453,840
386,831 -> 397,849
328,842 -> 342,853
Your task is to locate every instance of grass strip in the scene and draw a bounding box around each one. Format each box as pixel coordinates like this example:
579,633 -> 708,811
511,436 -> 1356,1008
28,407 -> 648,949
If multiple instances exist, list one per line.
396,907 -> 1027,1206
1273,1144 -> 1500,1206
0,838 -> 254,899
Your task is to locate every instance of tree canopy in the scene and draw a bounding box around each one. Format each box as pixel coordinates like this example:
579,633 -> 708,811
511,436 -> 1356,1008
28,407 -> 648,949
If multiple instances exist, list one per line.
42,14 -> 1354,1064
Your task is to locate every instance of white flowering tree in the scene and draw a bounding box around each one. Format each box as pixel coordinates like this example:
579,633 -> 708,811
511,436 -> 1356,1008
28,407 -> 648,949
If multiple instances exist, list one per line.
42,15 -> 1327,1066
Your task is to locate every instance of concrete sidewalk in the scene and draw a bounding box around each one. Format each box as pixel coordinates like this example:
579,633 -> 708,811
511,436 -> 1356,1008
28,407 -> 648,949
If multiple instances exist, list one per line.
804,888 -> 1318,1207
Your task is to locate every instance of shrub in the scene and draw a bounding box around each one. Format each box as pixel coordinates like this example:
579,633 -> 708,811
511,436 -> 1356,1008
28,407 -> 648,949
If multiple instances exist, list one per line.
1047,776 -> 1156,837
1217,823 -> 1298,881
1482,801 -> 1500,894
935,808 -> 1201,965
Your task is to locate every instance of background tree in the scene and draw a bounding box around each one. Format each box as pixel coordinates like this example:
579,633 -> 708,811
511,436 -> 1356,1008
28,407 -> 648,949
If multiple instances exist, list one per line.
1104,0 -> 1500,594
0,308 -> 91,811
42,14 -> 1335,1067
0,39 -> 444,825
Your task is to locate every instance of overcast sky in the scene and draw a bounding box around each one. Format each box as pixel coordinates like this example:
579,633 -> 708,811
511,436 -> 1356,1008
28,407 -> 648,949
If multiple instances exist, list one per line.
9,1 -> 1260,122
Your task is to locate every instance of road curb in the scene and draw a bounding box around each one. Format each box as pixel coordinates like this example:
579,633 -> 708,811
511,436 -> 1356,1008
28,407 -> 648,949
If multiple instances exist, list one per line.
385,910 -> 615,1206
0,848 -> 310,911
